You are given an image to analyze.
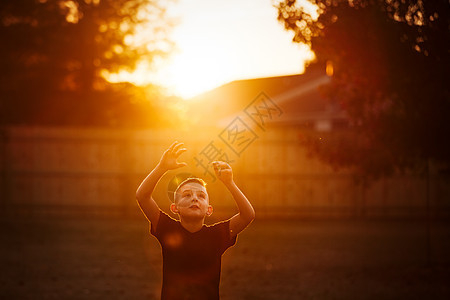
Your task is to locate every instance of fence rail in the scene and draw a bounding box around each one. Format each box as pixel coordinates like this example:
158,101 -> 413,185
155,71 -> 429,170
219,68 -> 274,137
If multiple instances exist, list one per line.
1,126 -> 449,219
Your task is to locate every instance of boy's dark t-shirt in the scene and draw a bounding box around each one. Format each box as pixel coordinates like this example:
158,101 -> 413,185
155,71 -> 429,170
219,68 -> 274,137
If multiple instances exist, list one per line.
151,211 -> 237,300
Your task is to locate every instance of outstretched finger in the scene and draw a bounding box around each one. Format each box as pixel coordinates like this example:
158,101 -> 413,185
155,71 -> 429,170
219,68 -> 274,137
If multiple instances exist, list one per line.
168,141 -> 178,152
173,142 -> 185,153
212,161 -> 230,170
211,161 -> 221,170
175,148 -> 187,157
176,162 -> 188,168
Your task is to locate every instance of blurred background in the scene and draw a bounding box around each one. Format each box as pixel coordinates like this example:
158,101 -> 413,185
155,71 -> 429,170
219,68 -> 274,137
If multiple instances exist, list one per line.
1,0 -> 449,299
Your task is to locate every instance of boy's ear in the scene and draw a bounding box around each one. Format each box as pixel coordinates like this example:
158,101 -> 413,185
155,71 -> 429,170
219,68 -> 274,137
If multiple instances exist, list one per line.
170,203 -> 179,214
206,205 -> 213,217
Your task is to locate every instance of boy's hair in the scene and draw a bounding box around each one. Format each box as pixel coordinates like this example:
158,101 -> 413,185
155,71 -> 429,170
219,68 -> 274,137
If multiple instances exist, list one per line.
173,177 -> 207,203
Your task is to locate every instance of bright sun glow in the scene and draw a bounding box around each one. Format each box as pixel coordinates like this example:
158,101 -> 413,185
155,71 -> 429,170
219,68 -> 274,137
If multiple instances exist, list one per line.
103,0 -> 316,99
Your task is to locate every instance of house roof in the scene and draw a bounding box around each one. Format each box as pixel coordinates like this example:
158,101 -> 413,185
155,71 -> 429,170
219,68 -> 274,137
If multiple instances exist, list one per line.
186,63 -> 346,128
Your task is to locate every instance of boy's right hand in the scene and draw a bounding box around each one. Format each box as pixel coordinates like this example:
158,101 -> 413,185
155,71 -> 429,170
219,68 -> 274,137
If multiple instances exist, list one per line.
158,141 -> 187,171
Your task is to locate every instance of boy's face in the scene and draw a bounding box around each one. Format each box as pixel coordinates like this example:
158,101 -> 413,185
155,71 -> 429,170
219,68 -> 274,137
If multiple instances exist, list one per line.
173,182 -> 212,219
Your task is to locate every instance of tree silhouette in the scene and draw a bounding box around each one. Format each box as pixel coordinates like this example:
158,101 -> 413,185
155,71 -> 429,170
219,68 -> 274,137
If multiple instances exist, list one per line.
0,0 -> 175,127
277,0 -> 450,178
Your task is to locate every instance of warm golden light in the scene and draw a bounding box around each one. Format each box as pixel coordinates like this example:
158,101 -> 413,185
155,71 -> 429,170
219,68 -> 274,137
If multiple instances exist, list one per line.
326,60 -> 334,76
103,0 -> 316,99
59,0 -> 81,24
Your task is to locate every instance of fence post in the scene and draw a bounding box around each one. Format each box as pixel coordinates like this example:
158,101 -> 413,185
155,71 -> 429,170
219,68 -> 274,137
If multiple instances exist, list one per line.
0,127 -> 9,212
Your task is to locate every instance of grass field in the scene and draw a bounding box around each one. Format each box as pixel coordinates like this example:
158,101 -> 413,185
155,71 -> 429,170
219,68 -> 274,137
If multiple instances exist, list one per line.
1,211 -> 449,299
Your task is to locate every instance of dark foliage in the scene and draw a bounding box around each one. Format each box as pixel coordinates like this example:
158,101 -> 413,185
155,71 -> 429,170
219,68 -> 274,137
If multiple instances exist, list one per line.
278,0 -> 450,178
0,0 -> 176,128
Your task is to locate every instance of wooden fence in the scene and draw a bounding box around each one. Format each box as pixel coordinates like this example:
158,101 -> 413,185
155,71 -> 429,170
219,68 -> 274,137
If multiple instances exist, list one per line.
1,126 -> 448,219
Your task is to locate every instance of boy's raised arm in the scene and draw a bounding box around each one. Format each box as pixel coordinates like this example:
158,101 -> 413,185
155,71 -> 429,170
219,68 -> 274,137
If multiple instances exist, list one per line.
213,161 -> 255,237
136,142 -> 187,225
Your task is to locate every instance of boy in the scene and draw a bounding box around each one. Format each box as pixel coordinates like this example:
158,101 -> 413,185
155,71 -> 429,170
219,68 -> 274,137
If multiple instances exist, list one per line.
136,141 -> 255,300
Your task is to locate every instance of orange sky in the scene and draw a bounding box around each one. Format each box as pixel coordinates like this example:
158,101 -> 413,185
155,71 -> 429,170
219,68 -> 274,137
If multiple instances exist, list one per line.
105,0 -> 317,99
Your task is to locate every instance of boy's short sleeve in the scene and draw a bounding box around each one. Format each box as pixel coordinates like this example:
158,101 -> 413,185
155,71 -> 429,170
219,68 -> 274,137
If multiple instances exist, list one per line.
150,210 -> 174,240
214,219 -> 237,254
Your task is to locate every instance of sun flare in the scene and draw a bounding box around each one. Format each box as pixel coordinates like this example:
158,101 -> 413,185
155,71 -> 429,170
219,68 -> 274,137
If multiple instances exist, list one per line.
102,0 -> 316,100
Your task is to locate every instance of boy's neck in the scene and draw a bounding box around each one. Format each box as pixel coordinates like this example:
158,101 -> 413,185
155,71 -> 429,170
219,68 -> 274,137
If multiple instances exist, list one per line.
179,217 -> 205,233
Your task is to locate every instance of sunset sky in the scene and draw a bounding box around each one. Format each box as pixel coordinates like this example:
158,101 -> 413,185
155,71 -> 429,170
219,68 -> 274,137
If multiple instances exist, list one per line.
106,0 -> 317,99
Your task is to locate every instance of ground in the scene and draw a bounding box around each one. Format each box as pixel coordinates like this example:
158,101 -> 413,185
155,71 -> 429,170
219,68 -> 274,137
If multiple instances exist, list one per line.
1,210 -> 449,299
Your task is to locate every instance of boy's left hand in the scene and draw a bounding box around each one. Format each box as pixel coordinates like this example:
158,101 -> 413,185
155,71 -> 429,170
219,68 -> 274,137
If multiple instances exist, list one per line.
212,161 -> 233,184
